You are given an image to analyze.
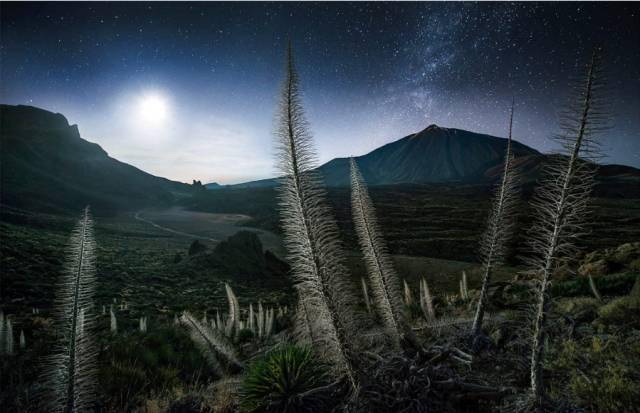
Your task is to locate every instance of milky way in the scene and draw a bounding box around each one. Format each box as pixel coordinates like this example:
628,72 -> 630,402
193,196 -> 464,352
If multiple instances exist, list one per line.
1,2 -> 639,183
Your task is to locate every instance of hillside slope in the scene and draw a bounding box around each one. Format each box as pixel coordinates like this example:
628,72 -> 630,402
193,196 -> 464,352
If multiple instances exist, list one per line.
0,105 -> 192,215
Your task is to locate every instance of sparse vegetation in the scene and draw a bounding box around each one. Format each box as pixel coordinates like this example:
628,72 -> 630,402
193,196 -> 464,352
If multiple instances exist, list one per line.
1,45 -> 638,413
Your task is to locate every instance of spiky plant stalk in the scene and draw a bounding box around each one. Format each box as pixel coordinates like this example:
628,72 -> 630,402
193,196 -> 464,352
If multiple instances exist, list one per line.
360,278 -> 372,314
0,311 -> 5,355
471,103 -> 520,331
109,306 -> 117,334
274,42 -> 362,389
350,158 -> 415,349
216,310 -> 222,331
471,103 -> 521,336
265,308 -> 274,337
403,280 -> 414,306
248,304 -> 255,333
463,271 -> 469,299
419,278 -> 436,322
526,51 -> 607,404
6,318 -> 14,356
44,206 -> 98,412
224,283 -> 240,337
257,301 -> 264,338
588,274 -> 602,301
180,311 -> 242,373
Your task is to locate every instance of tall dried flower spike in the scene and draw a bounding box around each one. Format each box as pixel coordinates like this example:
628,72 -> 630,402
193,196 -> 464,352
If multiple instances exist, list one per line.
403,280 -> 414,306
472,101 -> 521,337
248,304 -> 255,333
526,50 -> 608,404
224,283 -> 240,337
43,206 -> 98,412
109,306 -> 117,334
0,310 -> 5,355
257,301 -> 264,338
462,271 -> 469,299
6,318 -> 14,356
274,41 -> 363,389
216,310 -> 222,331
588,274 -> 602,301
351,158 -> 416,349
420,278 -> 436,322
180,311 -> 242,373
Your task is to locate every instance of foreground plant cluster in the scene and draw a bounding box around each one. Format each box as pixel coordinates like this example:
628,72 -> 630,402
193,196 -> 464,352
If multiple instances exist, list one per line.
1,46 -> 639,413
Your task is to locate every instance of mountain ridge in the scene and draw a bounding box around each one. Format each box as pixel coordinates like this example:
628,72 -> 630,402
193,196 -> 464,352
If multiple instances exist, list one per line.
0,104 -> 193,215
223,124 -> 640,189
1,104 -> 637,216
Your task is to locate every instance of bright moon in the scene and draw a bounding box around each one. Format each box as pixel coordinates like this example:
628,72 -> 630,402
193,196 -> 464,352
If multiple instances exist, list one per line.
136,92 -> 169,125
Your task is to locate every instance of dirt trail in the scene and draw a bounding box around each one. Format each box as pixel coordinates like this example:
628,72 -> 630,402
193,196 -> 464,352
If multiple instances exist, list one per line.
134,211 -> 219,242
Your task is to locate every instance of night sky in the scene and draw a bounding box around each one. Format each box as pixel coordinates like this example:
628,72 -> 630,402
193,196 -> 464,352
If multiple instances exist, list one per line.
1,2 -> 639,184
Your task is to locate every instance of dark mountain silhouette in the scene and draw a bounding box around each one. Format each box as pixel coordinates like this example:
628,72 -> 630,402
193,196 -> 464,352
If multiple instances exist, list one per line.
227,124 -> 640,189
204,182 -> 224,190
0,105 -> 192,215
319,125 -> 540,186
2,105 -> 637,215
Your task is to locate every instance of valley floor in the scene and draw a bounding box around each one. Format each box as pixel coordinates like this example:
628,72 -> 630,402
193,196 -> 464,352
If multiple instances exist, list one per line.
133,207 -> 285,257
1,203 -> 639,412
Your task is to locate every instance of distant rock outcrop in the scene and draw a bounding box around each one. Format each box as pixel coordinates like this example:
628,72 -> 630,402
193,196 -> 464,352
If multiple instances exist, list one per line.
188,240 -> 208,256
184,231 -> 288,279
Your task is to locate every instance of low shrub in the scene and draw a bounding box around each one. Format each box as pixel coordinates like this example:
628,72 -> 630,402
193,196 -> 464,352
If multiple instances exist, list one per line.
236,328 -> 255,344
551,272 -> 637,298
547,335 -> 640,413
99,326 -> 216,410
596,296 -> 640,328
555,297 -> 600,322
240,344 -> 330,412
